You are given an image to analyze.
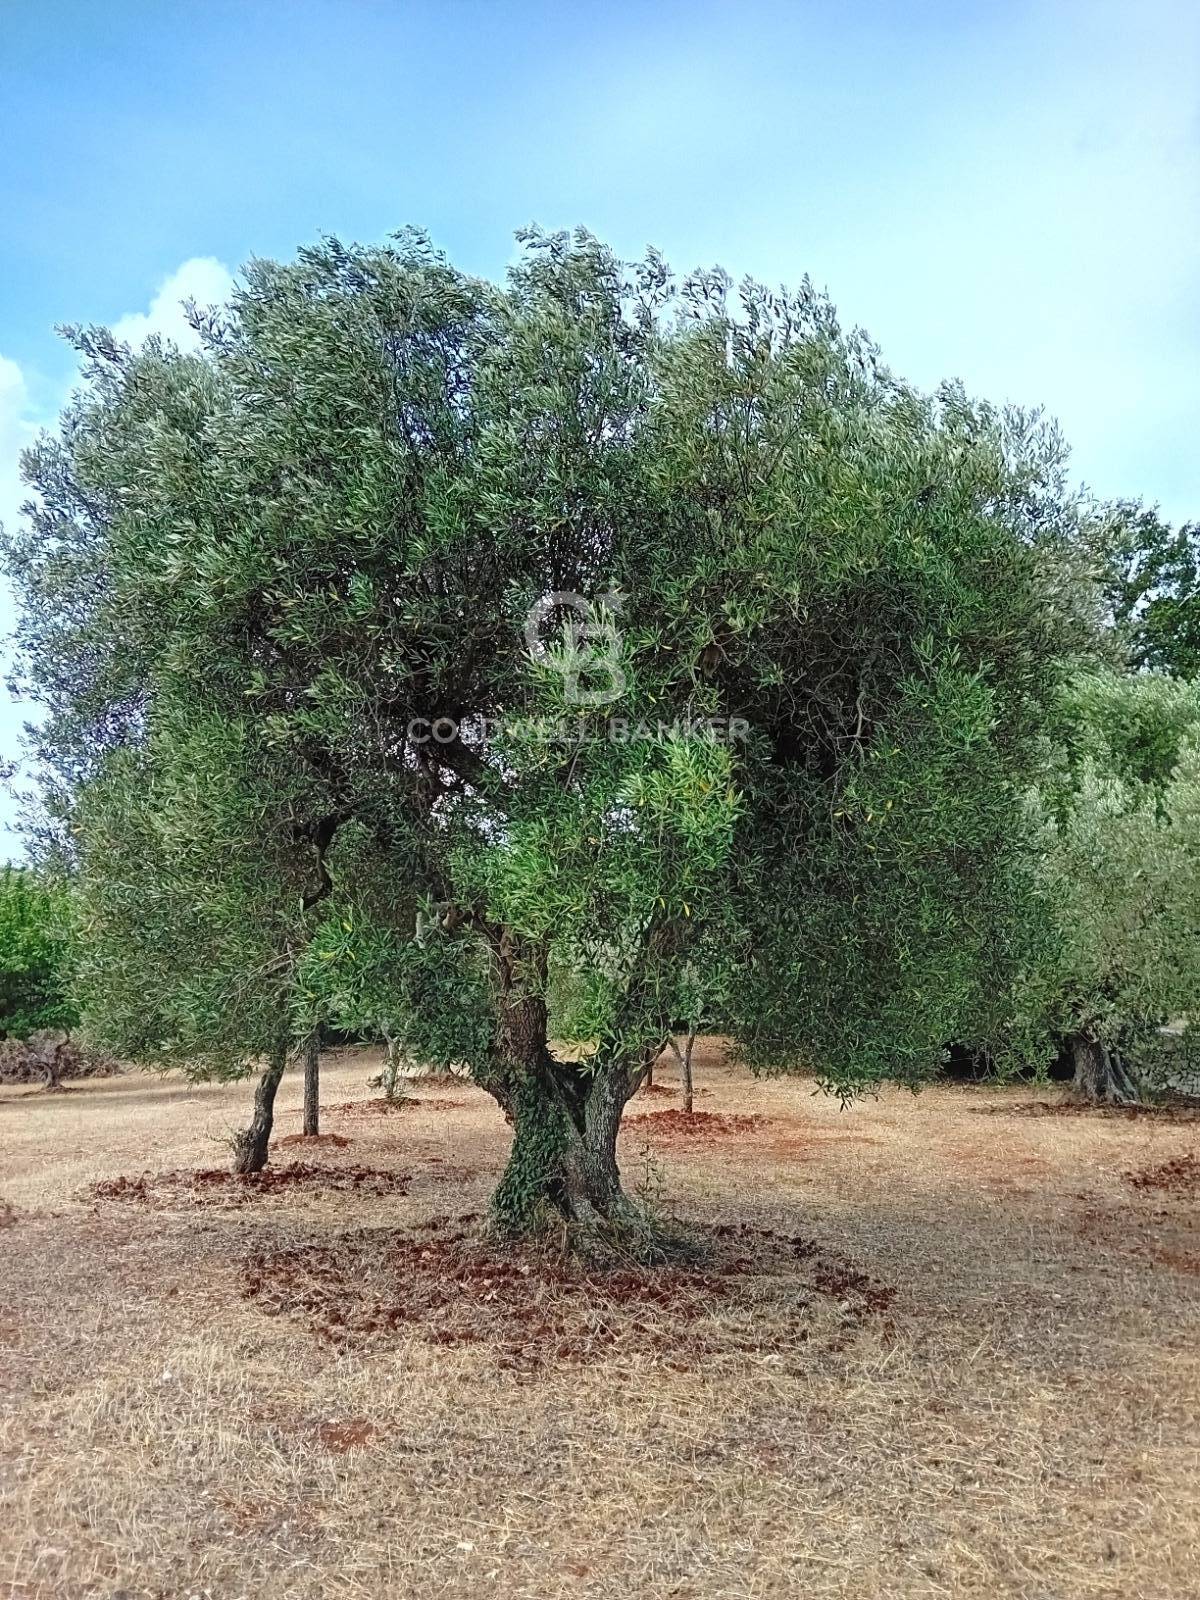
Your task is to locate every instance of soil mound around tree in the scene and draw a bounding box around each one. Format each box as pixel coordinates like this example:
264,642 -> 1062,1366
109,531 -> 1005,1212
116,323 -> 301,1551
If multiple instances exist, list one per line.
327,1097 -> 415,1117
0,1037 -> 124,1085
275,1132 -> 352,1150
87,1162 -> 410,1208
625,1110 -> 767,1144
1126,1151 -> 1200,1196
240,1219 -> 894,1372
983,1097 -> 1200,1124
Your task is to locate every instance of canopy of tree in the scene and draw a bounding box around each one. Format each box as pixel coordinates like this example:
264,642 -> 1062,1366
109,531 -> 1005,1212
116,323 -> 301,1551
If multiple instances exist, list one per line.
1099,501 -> 1200,678
3,228 -> 1100,1238
1013,670 -> 1200,1101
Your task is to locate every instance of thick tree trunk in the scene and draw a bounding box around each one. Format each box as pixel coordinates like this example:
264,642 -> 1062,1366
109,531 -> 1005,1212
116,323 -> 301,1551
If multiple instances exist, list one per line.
42,1048 -> 64,1093
481,927 -> 672,1244
29,1029 -> 68,1093
488,1056 -> 632,1236
481,939 -> 634,1235
232,1046 -> 288,1174
1070,1034 -> 1141,1105
302,1032 -> 320,1136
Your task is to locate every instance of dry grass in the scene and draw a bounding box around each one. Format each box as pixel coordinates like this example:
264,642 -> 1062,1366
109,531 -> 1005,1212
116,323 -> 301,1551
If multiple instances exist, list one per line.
2,1043 -> 1199,1599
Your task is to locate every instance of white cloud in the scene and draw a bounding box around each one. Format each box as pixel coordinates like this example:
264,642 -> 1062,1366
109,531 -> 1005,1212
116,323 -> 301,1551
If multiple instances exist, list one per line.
0,354 -> 39,539
0,255 -> 236,536
110,256 -> 236,352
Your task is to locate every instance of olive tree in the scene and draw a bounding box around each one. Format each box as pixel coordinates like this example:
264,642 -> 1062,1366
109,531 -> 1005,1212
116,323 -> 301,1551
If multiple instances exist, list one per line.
71,714 -> 341,1167
1098,500 -> 1199,677
1017,670 -> 1200,1102
0,867 -> 79,1088
4,228 -> 1092,1242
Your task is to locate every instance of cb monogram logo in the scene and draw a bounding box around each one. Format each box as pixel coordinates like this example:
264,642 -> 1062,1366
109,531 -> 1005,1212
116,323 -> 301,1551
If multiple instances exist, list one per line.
523,591 -> 627,707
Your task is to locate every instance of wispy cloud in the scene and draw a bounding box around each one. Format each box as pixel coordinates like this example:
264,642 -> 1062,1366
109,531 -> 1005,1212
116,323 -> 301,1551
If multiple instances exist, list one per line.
0,354 -> 39,540
110,256 -> 235,352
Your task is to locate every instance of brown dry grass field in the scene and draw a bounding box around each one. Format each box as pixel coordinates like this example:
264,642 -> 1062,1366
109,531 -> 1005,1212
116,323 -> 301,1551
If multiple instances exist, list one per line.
2,1042 -> 1199,1600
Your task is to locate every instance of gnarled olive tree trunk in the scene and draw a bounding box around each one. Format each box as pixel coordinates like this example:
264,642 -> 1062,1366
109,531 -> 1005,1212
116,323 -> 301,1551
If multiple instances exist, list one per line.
28,1029 -> 69,1093
487,1055 -> 635,1234
1070,1033 -> 1141,1105
380,1033 -> 406,1102
232,1045 -> 288,1173
479,926 -> 679,1242
477,934 -> 646,1237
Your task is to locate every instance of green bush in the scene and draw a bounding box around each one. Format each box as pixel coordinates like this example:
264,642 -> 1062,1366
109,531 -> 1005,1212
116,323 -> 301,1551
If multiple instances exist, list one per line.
0,867 -> 79,1041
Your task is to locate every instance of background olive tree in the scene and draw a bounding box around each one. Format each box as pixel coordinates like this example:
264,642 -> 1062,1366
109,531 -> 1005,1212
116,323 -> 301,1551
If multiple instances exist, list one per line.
0,867 -> 79,1089
1012,670 -> 1200,1102
1098,501 -> 1200,678
71,714 -> 342,1167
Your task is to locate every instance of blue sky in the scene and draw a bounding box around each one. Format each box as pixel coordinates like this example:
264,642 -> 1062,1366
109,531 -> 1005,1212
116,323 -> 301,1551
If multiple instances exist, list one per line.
0,0 -> 1198,845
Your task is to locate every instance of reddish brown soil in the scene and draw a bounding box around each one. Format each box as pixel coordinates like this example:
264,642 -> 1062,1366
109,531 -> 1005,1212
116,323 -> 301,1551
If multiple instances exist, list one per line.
1147,1246 -> 1200,1275
314,1419 -> 376,1453
626,1110 -> 767,1144
327,1098 -> 414,1117
1127,1151 -> 1200,1195
636,1083 -> 676,1099
240,1220 -> 893,1371
88,1162 -> 411,1207
276,1132 -> 352,1149
996,1098 -> 1200,1123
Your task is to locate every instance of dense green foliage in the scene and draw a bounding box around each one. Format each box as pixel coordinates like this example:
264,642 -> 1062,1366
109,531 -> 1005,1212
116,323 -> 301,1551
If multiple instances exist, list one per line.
4,227 -> 1098,1231
1015,670 -> 1200,1096
70,719 -> 324,1078
0,866 -> 78,1040
1099,501 -> 1200,677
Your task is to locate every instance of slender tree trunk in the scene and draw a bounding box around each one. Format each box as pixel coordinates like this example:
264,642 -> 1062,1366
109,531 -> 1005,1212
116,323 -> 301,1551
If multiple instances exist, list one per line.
680,1031 -> 696,1115
232,1045 -> 288,1174
1070,1033 -> 1141,1105
664,1033 -> 697,1112
382,1034 -> 403,1101
302,1031 -> 320,1136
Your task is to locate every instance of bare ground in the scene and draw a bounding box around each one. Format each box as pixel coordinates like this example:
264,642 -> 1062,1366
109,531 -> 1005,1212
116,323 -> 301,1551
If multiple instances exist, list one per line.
1,1044 -> 1198,1599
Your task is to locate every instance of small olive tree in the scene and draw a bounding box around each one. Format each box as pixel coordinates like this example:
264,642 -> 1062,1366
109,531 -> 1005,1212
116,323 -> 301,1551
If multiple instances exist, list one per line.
72,715 -> 340,1167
